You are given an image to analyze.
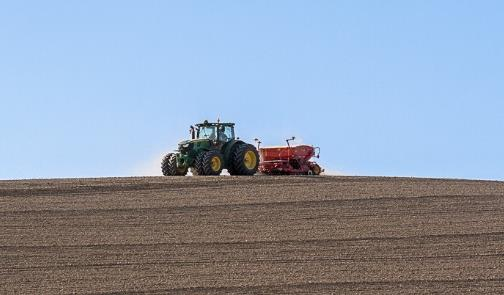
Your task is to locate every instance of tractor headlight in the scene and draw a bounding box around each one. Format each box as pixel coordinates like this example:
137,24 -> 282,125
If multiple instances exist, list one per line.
179,143 -> 192,152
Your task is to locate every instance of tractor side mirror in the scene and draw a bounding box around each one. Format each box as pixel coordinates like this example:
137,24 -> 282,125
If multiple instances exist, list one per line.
189,126 -> 195,139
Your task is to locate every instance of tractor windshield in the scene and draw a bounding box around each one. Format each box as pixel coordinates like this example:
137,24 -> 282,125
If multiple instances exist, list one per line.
197,126 -> 217,140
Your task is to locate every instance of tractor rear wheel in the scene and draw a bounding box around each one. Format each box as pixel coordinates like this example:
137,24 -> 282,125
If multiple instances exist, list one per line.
201,150 -> 224,175
229,144 -> 259,175
226,144 -> 240,175
161,153 -> 176,176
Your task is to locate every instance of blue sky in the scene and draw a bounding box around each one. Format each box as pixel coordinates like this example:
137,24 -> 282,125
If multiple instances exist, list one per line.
1,1 -> 503,180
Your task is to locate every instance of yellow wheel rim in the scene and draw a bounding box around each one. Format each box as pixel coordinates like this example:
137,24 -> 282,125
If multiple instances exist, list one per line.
243,150 -> 257,170
210,156 -> 221,172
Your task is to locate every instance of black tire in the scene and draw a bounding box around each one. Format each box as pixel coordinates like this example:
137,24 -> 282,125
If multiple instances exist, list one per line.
201,150 -> 224,176
192,152 -> 206,176
161,153 -> 176,176
226,144 -> 240,175
226,167 -> 236,175
229,144 -> 259,175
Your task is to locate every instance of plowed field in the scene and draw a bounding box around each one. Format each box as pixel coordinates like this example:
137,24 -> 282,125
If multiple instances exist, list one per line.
1,176 -> 503,294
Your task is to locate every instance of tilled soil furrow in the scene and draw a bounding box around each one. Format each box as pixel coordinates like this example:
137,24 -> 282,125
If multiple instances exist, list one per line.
0,176 -> 503,294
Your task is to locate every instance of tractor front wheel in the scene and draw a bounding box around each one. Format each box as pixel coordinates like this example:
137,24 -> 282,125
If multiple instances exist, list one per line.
192,153 -> 206,176
193,151 -> 223,176
200,150 -> 224,176
162,153 -> 187,176
161,153 -> 176,176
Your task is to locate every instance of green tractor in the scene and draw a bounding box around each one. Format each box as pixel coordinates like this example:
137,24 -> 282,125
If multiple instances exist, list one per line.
161,120 -> 260,176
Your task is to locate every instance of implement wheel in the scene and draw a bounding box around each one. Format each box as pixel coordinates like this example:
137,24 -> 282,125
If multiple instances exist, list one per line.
311,164 -> 322,176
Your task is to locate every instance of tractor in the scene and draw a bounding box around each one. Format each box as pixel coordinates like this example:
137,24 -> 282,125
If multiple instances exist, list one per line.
161,120 -> 259,176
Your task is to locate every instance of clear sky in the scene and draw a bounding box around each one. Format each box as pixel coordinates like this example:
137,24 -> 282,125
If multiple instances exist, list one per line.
1,1 -> 503,180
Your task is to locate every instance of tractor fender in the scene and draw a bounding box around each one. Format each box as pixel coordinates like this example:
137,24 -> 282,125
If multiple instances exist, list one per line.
222,140 -> 245,164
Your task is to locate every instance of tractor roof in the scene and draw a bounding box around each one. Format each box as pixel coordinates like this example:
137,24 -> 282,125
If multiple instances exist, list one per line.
195,120 -> 235,127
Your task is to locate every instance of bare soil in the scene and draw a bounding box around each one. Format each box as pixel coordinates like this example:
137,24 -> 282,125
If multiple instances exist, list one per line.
1,176 -> 504,294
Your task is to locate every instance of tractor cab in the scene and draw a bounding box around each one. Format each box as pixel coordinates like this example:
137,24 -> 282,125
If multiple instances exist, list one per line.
191,120 -> 235,143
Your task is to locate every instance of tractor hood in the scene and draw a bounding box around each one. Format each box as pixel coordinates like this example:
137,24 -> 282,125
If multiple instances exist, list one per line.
178,139 -> 210,146
177,139 -> 211,152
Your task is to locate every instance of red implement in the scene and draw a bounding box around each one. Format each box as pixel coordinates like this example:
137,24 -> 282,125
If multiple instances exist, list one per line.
258,145 -> 323,175
260,145 -> 315,162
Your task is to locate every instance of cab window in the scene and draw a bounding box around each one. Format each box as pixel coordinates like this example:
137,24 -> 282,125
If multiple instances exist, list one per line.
218,126 -> 234,142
